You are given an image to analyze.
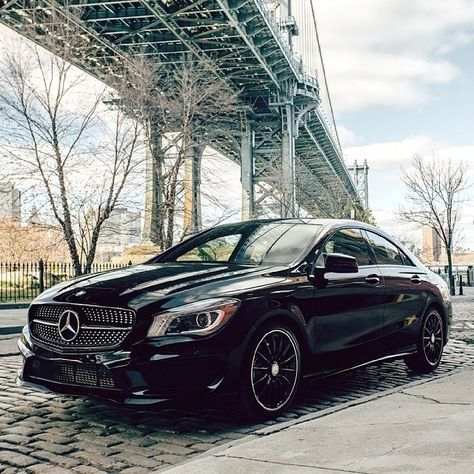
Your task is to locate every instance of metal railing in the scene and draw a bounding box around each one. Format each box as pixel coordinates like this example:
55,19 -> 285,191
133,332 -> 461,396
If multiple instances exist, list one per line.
255,0 -> 302,77
0,260 -> 131,303
428,265 -> 474,288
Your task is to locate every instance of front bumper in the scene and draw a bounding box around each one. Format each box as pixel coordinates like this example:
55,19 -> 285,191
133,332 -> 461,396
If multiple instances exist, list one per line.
17,327 -> 231,405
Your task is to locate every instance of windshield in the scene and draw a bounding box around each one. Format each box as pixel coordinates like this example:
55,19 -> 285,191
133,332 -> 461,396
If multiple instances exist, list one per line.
154,222 -> 322,266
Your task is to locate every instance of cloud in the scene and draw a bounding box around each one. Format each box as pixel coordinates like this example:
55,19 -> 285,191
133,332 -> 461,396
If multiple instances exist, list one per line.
301,0 -> 474,112
344,136 -> 474,244
438,31 -> 474,54
345,135 -> 447,170
338,126 -> 363,148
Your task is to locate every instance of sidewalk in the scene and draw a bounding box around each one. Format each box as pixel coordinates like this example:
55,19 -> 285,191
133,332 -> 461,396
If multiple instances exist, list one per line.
0,307 -> 28,335
452,284 -> 474,299
167,369 -> 474,473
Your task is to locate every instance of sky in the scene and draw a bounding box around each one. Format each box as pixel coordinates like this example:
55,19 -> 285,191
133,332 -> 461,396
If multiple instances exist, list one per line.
0,1 -> 473,249
314,0 -> 474,248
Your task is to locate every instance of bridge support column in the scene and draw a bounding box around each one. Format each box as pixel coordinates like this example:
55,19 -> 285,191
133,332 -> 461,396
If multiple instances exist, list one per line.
183,145 -> 204,235
241,121 -> 254,220
142,126 -> 163,244
281,102 -> 296,217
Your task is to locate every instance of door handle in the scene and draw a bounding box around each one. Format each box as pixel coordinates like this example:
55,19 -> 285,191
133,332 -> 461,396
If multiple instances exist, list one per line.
366,274 -> 380,285
411,275 -> 421,284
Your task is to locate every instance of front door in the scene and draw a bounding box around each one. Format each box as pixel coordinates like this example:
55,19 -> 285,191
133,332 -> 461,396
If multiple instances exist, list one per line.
309,228 -> 385,367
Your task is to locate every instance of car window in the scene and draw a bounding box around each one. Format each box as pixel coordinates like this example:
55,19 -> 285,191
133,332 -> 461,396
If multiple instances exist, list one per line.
366,231 -> 405,266
233,224 -> 289,264
399,251 -> 415,267
322,228 -> 371,266
160,222 -> 323,265
177,234 -> 241,262
264,224 -> 321,264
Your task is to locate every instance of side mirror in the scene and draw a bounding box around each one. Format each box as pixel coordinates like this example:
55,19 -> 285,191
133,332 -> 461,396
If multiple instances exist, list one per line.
324,253 -> 359,274
309,253 -> 358,288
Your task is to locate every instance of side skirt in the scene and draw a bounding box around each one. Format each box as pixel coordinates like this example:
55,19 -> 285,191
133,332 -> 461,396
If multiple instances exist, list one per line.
302,350 -> 416,382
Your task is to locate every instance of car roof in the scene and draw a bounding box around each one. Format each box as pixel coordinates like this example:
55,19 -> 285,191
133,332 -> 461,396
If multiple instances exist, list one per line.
225,218 -> 406,249
235,218 -> 379,231
233,218 -> 423,267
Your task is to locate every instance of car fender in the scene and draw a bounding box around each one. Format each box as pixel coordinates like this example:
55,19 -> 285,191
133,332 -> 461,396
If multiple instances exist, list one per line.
423,294 -> 451,344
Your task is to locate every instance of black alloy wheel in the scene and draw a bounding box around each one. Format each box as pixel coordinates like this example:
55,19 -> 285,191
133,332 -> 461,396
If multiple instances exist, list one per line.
405,309 -> 444,373
239,324 -> 301,420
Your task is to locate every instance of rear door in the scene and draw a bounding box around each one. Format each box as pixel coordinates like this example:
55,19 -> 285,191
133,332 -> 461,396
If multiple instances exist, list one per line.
364,231 -> 429,353
310,228 -> 385,359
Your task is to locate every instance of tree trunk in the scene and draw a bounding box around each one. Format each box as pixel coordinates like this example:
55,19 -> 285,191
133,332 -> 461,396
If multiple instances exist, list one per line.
446,247 -> 455,296
165,189 -> 177,250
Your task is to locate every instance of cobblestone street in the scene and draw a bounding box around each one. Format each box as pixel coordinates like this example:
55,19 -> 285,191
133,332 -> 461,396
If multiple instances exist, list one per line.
450,292 -> 474,345
1,296 -> 473,473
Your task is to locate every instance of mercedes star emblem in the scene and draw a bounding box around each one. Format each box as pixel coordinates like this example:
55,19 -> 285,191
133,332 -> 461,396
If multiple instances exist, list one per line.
58,310 -> 81,342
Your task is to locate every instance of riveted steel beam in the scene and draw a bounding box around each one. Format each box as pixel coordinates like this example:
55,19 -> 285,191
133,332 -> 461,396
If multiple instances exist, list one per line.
240,119 -> 254,220
215,0 -> 281,88
0,0 -> 359,221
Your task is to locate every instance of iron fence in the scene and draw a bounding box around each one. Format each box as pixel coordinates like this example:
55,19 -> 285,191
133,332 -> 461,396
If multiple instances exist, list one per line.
0,260 -> 130,303
428,265 -> 474,287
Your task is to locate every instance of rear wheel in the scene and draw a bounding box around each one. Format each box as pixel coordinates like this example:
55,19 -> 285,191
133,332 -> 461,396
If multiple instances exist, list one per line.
239,324 -> 301,420
405,308 -> 444,373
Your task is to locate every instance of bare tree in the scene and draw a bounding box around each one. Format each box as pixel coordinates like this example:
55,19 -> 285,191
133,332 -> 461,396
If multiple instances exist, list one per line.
0,219 -> 70,262
392,232 -> 422,260
399,154 -> 470,293
0,38 -> 144,275
115,55 -> 241,249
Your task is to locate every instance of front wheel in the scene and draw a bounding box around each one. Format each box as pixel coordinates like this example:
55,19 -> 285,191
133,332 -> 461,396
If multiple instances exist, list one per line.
405,308 -> 444,373
239,324 -> 301,420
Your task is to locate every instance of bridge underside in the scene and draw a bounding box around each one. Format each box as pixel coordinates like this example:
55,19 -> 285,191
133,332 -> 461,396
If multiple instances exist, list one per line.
0,0 -> 358,233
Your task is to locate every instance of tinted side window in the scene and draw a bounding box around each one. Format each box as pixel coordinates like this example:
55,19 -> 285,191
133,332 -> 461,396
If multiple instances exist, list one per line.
322,228 -> 371,266
366,232 -> 404,265
264,224 -> 320,264
400,251 -> 415,267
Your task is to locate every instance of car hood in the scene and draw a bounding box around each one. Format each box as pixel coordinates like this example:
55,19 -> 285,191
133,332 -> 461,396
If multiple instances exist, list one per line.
34,262 -> 289,310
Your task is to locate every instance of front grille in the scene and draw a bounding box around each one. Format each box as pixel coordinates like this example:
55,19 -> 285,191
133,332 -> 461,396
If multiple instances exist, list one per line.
28,358 -> 116,389
29,304 -> 136,352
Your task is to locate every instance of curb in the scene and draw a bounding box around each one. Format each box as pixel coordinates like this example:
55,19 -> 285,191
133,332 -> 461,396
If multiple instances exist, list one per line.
0,326 -> 23,336
0,303 -> 30,310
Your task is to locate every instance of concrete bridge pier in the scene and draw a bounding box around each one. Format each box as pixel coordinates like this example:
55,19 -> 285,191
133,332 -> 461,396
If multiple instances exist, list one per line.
183,144 -> 204,235
142,126 -> 163,244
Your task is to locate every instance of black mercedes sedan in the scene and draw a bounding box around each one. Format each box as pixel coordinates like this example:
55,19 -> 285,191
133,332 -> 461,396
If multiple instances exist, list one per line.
17,219 -> 452,419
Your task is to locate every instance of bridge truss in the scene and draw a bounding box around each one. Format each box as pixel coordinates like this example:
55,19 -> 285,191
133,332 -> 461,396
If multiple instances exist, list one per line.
0,0 -> 358,232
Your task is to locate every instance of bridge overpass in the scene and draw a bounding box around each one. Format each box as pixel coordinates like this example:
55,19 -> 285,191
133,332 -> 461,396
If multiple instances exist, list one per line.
0,0 -> 359,236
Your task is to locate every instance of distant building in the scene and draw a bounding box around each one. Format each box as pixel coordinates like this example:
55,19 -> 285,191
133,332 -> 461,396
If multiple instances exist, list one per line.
27,205 -> 43,226
97,208 -> 141,260
0,183 -> 21,221
421,226 -> 444,263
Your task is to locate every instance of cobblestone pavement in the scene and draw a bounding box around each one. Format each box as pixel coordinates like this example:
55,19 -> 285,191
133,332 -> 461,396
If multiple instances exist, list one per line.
451,293 -> 474,345
1,299 -> 473,473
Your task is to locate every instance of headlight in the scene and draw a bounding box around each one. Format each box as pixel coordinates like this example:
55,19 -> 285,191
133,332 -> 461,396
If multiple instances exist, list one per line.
147,298 -> 240,337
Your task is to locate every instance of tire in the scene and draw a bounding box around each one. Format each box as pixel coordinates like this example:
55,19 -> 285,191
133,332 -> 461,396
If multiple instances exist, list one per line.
239,323 -> 301,420
405,308 -> 444,373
